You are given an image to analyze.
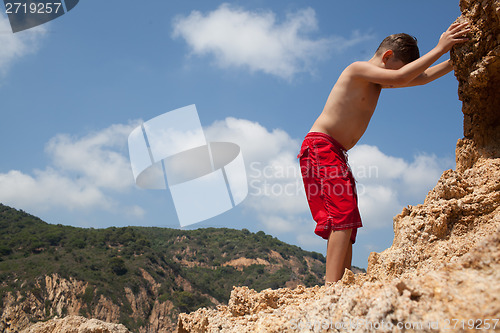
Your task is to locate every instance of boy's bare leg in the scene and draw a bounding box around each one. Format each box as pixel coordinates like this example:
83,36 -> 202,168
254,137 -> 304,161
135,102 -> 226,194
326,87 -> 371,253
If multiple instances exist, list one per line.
325,229 -> 352,283
343,240 -> 352,272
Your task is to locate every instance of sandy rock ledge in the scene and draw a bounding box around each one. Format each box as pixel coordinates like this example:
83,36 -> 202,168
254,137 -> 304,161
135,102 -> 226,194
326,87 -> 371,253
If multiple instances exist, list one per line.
20,315 -> 130,333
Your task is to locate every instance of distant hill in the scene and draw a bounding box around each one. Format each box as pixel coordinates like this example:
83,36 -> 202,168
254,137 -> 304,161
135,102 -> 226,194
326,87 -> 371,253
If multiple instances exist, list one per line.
0,203 -> 342,332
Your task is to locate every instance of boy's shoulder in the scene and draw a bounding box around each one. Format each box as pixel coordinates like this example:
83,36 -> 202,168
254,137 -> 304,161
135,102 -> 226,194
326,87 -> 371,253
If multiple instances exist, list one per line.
338,61 -> 382,84
338,61 -> 381,81
346,61 -> 378,73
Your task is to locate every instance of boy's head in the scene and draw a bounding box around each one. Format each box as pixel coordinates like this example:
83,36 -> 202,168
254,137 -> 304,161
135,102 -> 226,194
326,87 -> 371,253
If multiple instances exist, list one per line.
375,33 -> 420,65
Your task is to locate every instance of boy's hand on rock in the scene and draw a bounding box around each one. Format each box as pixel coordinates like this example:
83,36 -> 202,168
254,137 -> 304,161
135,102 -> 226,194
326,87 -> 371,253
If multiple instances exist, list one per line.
437,22 -> 470,53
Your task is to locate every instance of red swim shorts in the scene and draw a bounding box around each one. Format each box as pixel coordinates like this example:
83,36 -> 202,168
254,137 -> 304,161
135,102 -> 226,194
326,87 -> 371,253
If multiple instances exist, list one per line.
297,132 -> 362,244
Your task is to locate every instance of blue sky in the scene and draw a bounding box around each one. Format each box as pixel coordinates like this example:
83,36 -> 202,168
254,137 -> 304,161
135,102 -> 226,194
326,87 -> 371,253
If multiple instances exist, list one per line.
0,0 -> 463,268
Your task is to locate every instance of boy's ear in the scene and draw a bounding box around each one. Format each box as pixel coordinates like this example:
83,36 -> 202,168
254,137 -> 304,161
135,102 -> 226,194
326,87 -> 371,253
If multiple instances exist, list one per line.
381,50 -> 394,65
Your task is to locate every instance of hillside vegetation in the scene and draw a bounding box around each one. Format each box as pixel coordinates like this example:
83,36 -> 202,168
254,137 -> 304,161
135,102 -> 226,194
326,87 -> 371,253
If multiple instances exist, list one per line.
0,204 -> 330,331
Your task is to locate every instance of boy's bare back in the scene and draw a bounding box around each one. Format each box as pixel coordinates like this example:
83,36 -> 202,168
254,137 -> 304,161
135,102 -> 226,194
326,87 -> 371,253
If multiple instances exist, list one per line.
310,22 -> 470,151
310,65 -> 383,150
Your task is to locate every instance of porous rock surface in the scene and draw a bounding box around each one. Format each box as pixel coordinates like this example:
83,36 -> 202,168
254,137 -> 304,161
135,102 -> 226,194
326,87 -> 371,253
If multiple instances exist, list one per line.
177,0 -> 500,332
20,315 -> 130,333
452,0 -> 500,171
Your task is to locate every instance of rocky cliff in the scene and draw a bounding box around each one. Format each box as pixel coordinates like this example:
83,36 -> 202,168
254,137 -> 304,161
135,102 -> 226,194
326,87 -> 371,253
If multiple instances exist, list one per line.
1,273 -> 177,333
177,0 -> 500,331
453,0 -> 500,172
20,316 -> 130,333
0,208 -> 328,332
368,0 -> 500,280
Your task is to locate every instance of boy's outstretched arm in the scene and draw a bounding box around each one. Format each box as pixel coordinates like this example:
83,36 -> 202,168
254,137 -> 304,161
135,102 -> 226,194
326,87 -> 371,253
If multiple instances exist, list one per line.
349,22 -> 469,87
388,59 -> 454,87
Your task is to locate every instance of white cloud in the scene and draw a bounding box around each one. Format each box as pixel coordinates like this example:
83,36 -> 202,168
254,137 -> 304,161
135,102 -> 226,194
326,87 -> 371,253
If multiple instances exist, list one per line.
204,117 -> 309,233
258,215 -> 295,233
172,4 -> 372,79
402,154 -> 444,198
206,118 -> 451,246
357,185 -> 401,228
0,168 -> 111,211
0,115 -> 450,239
0,122 -> 145,218
0,14 -> 46,77
296,232 -> 322,249
349,144 -> 453,228
45,123 -> 136,191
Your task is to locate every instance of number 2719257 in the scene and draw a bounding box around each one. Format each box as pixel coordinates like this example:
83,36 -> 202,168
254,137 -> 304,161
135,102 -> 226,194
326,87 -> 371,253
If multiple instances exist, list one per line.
443,318 -> 499,330
5,2 -> 63,14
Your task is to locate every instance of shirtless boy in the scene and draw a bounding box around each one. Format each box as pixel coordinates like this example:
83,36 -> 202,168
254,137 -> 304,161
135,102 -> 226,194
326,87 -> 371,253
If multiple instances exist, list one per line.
297,22 -> 469,283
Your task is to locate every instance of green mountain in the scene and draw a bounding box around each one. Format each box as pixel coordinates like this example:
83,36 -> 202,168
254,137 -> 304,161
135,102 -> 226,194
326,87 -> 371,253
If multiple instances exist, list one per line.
0,204 -> 329,332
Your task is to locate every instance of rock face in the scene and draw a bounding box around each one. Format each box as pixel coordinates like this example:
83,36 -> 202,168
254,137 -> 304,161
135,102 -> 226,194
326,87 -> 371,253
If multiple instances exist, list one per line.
368,158 -> 500,281
1,273 -> 177,333
0,275 -> 96,333
178,231 -> 499,333
177,1 -> 500,332
452,0 -> 500,171
368,0 -> 500,281
20,316 -> 130,333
